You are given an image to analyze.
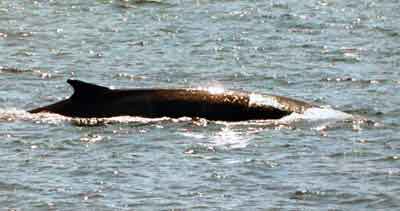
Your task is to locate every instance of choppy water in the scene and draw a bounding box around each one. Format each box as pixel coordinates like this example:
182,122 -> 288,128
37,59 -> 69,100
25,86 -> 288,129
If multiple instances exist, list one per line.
1,0 -> 399,210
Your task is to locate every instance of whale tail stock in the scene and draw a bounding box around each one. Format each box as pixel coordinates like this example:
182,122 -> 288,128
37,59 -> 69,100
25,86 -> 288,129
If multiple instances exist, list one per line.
29,79 -> 111,114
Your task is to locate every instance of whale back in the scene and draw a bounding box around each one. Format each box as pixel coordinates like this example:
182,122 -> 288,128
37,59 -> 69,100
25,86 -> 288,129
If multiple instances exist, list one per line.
29,79 -> 316,121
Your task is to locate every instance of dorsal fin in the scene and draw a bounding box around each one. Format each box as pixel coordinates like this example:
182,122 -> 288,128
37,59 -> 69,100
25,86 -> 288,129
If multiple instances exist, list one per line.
67,79 -> 110,100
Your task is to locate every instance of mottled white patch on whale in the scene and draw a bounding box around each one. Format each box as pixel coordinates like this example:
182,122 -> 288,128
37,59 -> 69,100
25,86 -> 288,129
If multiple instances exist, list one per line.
248,93 -> 284,109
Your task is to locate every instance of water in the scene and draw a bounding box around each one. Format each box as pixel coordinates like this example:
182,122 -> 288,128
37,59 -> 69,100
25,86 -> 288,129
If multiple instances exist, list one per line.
1,0 -> 399,210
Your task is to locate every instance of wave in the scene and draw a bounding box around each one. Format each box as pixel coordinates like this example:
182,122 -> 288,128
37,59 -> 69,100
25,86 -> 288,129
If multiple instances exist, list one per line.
0,108 -> 195,126
0,106 -> 354,126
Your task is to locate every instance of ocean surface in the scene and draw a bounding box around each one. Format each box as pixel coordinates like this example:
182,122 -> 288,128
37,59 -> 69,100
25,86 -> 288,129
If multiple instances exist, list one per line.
1,0 -> 399,210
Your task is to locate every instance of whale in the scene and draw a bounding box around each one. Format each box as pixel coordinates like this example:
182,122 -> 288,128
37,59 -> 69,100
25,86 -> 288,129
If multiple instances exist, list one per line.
29,79 -> 316,121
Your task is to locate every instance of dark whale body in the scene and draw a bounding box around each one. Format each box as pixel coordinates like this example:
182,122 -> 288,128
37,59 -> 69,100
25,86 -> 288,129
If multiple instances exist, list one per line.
29,79 -> 315,121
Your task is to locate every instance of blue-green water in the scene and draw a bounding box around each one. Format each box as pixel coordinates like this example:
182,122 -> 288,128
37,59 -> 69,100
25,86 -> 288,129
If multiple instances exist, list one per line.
1,0 -> 399,210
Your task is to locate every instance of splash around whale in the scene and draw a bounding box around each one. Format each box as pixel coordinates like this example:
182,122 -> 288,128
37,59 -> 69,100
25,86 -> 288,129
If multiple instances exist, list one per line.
29,79 -> 317,121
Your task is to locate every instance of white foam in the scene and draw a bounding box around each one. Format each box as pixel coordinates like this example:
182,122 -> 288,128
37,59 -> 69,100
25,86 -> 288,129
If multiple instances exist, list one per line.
0,108 -> 179,125
279,106 -> 352,123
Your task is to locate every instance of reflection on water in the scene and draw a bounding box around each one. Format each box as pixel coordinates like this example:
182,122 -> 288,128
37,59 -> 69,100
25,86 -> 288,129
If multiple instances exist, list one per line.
180,125 -> 252,150
211,126 -> 250,149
